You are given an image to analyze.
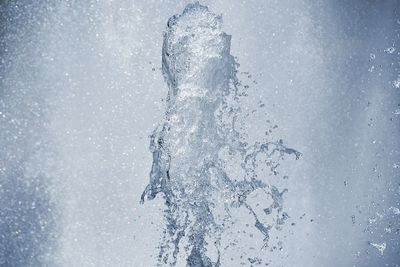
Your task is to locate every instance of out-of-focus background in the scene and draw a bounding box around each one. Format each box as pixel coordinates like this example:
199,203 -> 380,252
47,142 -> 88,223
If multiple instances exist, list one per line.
0,0 -> 399,266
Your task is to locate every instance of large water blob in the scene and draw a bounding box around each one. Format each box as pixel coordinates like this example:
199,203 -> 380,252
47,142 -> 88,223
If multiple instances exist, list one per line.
141,3 -> 301,266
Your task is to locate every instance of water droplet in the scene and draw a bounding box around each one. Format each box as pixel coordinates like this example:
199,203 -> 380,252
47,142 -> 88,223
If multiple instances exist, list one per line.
370,53 -> 376,60
368,242 -> 386,255
384,47 -> 396,54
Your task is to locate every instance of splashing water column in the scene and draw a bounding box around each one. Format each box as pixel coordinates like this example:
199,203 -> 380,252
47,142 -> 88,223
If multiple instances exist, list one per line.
142,3 -> 234,266
141,3 -> 300,266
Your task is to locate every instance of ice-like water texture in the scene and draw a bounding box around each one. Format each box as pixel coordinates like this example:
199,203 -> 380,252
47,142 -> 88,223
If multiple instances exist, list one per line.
141,3 -> 300,266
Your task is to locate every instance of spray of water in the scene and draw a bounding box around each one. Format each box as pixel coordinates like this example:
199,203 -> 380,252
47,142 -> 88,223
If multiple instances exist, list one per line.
140,3 -> 301,266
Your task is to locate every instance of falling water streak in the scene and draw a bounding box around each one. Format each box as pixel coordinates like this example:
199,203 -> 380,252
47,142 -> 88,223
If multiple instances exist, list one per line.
141,3 -> 301,266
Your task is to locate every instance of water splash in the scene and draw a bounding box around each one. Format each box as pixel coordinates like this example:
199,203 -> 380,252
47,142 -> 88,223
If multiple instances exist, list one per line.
141,3 -> 300,266
369,242 -> 386,255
